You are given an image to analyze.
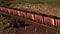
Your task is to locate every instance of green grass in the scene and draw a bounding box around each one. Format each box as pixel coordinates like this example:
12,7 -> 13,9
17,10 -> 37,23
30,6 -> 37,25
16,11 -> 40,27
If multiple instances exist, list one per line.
0,24 -> 6,30
11,0 -> 60,6
13,0 -> 60,4
0,0 -> 60,7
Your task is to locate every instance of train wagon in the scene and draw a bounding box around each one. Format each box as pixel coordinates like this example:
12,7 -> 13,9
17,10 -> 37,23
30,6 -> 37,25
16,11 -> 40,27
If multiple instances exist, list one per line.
0,7 -> 2,11
1,7 -> 7,12
20,11 -> 27,18
34,14 -> 43,24
55,19 -> 60,27
4,8 -> 8,13
0,7 -> 8,13
26,13 -> 34,20
44,16 -> 55,26
8,9 -> 13,14
2,8 -> 6,12
8,9 -> 18,15
0,7 -> 1,11
1,7 -> 60,27
0,7 -> 4,12
12,10 -> 18,15
0,7 -> 3,12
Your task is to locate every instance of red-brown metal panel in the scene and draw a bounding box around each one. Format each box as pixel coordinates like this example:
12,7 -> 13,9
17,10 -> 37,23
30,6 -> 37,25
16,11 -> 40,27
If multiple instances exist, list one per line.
55,19 -> 60,26
4,8 -> 8,12
0,7 -> 4,11
3,8 -> 6,11
1,8 -> 8,12
34,14 -> 43,23
44,17 -> 53,25
20,12 -> 27,18
0,7 -> 1,10
9,9 -> 14,14
11,10 -> 17,15
26,13 -> 32,20
1,7 -> 5,11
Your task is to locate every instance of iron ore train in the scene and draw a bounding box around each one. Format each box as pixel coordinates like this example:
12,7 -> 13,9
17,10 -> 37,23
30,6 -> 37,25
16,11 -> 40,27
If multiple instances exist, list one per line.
0,7 -> 60,27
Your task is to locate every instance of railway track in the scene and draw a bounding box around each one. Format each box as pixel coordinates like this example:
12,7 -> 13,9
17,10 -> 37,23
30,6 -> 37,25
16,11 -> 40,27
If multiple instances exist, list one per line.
0,12 -> 60,34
